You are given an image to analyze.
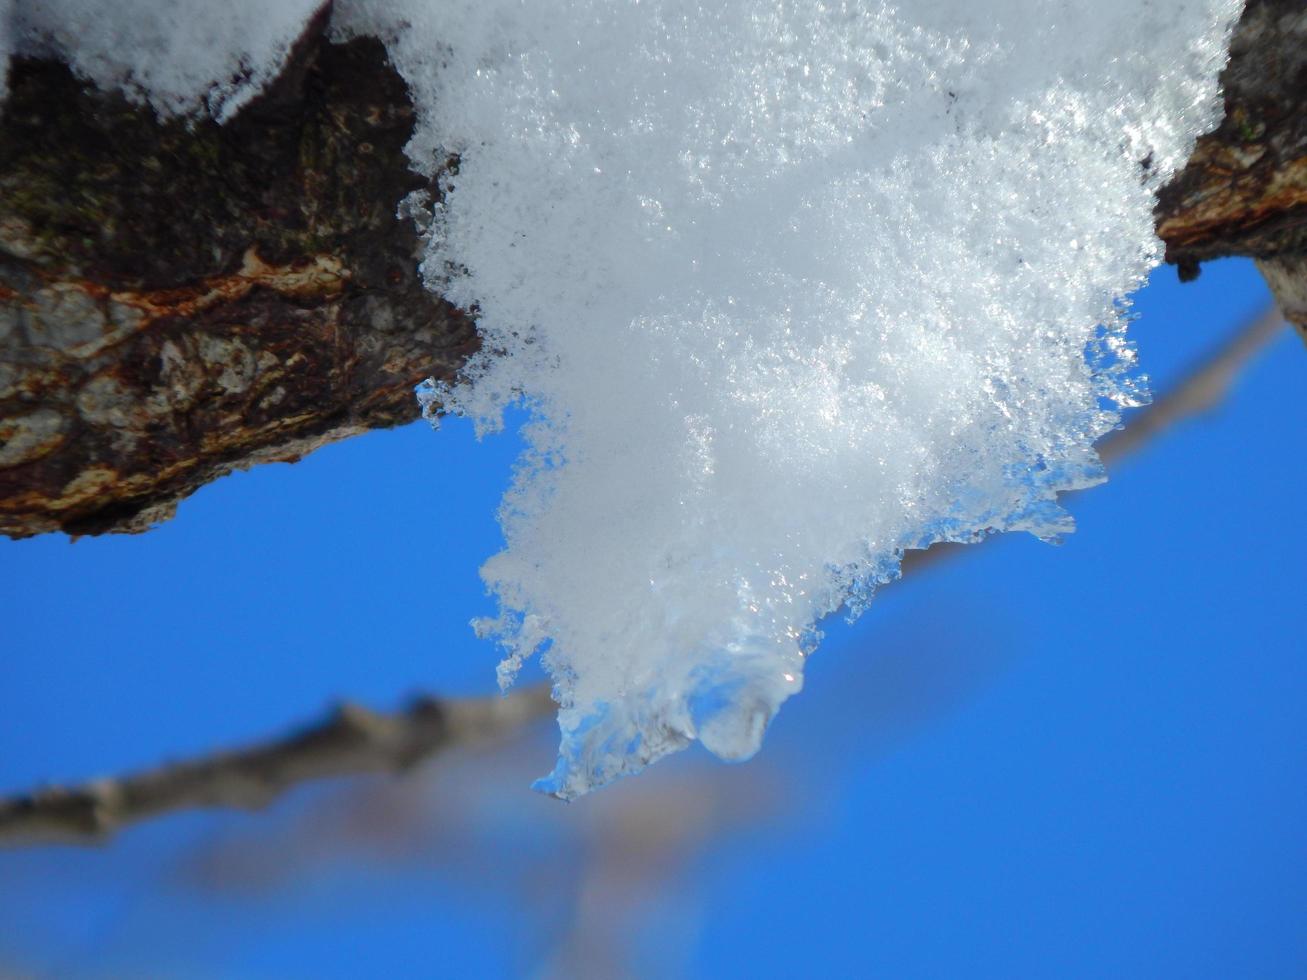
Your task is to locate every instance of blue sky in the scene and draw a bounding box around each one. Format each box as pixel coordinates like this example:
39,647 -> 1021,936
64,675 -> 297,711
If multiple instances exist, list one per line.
0,257 -> 1303,978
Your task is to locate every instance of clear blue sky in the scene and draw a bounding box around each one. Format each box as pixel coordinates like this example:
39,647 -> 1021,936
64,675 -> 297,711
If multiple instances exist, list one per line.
1,258 -> 1303,978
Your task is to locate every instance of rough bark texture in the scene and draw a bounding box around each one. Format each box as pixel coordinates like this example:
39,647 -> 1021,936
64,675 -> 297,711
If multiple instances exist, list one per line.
0,8 -> 476,537
1155,0 -> 1307,332
0,0 -> 1302,539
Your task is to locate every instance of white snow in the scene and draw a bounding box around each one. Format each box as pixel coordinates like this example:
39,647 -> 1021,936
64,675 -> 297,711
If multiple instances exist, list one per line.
13,0 -> 323,120
4,1 -> 1240,798
361,0 -> 1239,797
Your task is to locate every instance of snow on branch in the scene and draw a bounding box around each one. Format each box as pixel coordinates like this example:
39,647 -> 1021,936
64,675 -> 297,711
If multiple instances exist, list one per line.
377,0 -> 1241,796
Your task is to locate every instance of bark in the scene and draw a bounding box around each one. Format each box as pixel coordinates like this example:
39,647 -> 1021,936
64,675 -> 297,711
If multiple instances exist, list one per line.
0,0 -> 1302,539
0,6 -> 476,537
1155,0 -> 1307,311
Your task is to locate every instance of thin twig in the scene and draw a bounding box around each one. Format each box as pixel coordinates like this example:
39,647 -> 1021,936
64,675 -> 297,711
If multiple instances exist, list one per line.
0,685 -> 553,846
0,307 -> 1287,848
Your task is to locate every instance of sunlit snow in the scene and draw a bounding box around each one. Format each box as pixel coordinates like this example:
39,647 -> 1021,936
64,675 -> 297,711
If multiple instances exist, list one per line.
5,0 -> 1241,798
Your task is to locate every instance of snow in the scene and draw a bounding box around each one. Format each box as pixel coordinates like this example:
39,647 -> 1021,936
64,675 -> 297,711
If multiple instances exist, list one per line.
363,0 -> 1239,798
13,0 -> 323,120
4,1 -> 1240,797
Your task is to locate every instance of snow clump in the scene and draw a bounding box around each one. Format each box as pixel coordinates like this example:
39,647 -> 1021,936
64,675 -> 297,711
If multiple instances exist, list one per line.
3,0 -> 1241,797
346,0 -> 1239,797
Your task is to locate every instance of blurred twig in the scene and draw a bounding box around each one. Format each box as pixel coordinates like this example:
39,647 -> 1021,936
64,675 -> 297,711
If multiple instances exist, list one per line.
1095,304 -> 1286,467
0,306 -> 1287,848
0,686 -> 553,847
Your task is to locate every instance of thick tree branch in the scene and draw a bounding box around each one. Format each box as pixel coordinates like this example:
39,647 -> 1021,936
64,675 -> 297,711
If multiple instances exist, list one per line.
1155,0 -> 1307,276
0,0 -> 1303,537
0,306 -> 1285,848
0,7 -> 476,537
0,684 -> 553,847
1154,0 -> 1307,337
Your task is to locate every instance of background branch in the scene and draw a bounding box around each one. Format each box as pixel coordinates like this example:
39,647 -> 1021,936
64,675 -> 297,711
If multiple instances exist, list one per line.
0,684 -> 553,847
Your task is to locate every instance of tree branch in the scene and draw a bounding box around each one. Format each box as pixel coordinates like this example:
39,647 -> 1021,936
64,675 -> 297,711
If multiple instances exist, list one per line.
0,685 -> 553,847
0,0 -> 1303,538
1155,0 -> 1307,276
0,11 -> 476,538
1153,0 -> 1307,340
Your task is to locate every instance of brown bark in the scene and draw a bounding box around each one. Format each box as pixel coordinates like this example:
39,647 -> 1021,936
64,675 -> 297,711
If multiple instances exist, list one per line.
0,0 -> 1301,539
1154,0 -> 1307,330
0,6 -> 476,537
